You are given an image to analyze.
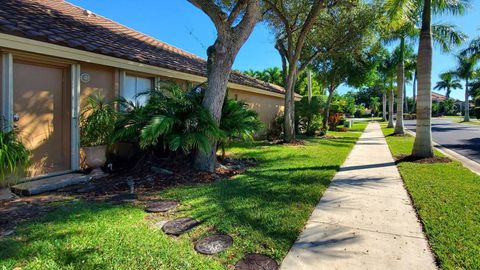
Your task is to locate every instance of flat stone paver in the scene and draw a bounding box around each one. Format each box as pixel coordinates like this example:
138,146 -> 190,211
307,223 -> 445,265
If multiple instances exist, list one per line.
11,173 -> 90,196
281,122 -> 437,270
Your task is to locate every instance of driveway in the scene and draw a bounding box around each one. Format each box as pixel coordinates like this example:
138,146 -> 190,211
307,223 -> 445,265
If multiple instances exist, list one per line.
404,118 -> 480,164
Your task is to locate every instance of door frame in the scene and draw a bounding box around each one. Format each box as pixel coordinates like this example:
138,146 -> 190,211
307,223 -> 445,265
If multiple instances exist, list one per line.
1,52 -> 81,178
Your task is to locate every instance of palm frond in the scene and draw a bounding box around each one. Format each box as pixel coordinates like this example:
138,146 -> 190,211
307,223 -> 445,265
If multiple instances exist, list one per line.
432,23 -> 468,53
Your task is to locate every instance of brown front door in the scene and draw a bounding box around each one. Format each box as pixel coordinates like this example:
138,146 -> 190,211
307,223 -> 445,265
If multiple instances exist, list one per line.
13,60 -> 71,176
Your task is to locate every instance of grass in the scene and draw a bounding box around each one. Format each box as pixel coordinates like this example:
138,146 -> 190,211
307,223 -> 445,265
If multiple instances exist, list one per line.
0,122 -> 367,270
381,125 -> 480,270
458,120 -> 480,125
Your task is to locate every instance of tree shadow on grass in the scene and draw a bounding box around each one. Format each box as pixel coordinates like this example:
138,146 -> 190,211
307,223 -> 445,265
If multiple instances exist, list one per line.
161,162 -> 346,260
0,202 -> 111,269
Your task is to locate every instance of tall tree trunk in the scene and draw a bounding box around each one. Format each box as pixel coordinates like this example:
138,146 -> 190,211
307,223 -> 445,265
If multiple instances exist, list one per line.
382,91 -> 387,121
195,41 -> 236,172
464,78 -> 470,122
412,0 -> 433,158
387,84 -> 394,128
404,80 -> 408,113
322,87 -> 335,134
446,86 -> 451,99
412,71 -> 417,113
395,37 -> 405,134
284,65 -> 297,142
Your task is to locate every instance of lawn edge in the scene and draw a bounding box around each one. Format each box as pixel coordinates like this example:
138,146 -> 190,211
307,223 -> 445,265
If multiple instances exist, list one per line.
380,125 -> 442,269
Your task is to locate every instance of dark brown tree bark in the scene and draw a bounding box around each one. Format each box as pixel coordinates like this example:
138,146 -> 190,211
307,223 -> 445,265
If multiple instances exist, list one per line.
267,0 -> 327,142
189,0 -> 261,172
322,86 -> 336,134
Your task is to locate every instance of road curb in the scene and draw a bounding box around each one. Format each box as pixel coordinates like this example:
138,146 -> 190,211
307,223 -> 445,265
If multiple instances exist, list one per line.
404,129 -> 480,176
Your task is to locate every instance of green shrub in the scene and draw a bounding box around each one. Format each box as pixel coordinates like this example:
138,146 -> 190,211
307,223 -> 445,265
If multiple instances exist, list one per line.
474,107 -> 480,120
295,96 -> 325,136
139,86 -> 221,154
0,130 -> 30,186
219,98 -> 262,156
266,115 -> 284,141
474,96 -> 480,120
80,94 -> 117,147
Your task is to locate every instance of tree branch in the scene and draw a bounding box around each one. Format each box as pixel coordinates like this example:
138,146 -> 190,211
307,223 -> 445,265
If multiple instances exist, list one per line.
227,0 -> 248,25
187,0 -> 227,32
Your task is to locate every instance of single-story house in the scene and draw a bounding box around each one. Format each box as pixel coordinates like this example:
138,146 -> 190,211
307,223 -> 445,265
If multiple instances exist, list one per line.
0,0 -> 288,178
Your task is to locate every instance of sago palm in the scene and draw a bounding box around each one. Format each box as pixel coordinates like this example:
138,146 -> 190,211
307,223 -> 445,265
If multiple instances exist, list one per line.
434,71 -> 462,98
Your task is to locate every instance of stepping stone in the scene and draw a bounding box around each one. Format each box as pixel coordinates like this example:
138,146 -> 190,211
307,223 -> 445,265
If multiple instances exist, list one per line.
162,217 -> 199,235
108,193 -> 138,204
235,254 -> 278,270
194,234 -> 233,255
11,173 -> 90,196
145,200 -> 178,213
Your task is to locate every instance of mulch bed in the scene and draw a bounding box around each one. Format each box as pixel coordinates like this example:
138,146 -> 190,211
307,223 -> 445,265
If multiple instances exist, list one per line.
269,139 -> 305,146
395,154 -> 452,164
0,156 -> 255,238
387,133 -> 413,137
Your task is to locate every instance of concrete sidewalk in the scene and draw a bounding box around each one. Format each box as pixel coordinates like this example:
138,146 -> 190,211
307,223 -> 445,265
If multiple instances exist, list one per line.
281,122 -> 437,270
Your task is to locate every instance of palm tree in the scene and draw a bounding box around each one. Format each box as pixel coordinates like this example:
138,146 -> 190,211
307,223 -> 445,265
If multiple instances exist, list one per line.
454,53 -> 478,122
404,51 -> 417,112
411,0 -> 469,158
385,0 -> 467,135
434,71 -> 462,98
378,50 -> 397,127
370,97 -> 381,116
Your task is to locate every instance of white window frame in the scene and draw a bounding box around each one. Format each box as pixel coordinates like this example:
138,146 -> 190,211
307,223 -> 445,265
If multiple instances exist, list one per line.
1,52 -> 13,132
119,71 -> 154,106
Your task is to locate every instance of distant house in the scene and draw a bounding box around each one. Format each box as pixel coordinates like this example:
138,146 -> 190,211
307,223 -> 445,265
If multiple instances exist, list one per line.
432,92 -> 447,102
0,0 -> 289,177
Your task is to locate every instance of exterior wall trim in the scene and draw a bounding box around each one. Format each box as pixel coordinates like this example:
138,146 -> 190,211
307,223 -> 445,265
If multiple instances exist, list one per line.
71,63 -> 81,170
0,33 -> 286,99
1,52 -> 13,131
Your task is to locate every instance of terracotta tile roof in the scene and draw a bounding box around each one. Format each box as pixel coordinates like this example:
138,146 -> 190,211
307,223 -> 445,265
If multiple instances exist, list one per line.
432,92 -> 447,101
0,0 -> 286,95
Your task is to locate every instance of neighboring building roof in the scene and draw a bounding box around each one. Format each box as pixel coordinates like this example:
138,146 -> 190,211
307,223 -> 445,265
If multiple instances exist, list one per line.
432,92 -> 447,102
0,0 -> 286,95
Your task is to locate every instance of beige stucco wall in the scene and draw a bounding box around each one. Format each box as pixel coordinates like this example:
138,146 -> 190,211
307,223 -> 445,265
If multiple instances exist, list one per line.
80,63 -> 117,108
75,62 -> 284,128
228,88 -> 284,128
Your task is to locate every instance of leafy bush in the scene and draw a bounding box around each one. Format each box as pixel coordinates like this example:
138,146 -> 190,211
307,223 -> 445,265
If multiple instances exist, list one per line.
328,112 -> 343,131
0,130 -> 30,186
139,86 -> 221,154
474,96 -> 480,120
266,115 -> 284,141
80,94 -> 117,147
219,98 -> 263,156
295,96 -> 325,136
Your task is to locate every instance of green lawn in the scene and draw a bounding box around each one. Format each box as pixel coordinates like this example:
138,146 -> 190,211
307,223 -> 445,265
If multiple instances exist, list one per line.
458,120 -> 480,125
0,123 -> 367,270
382,126 -> 480,270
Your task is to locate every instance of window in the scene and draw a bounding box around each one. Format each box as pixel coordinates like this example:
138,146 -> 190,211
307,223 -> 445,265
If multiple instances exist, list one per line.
122,74 -> 152,106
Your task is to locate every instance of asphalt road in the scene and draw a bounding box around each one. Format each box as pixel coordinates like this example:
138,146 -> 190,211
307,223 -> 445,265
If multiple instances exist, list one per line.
404,118 -> 480,164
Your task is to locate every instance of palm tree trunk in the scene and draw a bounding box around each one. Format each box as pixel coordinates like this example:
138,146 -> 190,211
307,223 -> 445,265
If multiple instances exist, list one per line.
412,71 -> 417,113
387,84 -> 394,128
446,86 -> 451,99
382,91 -> 387,121
404,80 -> 408,112
395,37 -> 405,134
464,78 -> 470,122
412,0 -> 434,158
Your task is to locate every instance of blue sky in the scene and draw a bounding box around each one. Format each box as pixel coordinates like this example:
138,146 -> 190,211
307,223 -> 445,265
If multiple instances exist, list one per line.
69,0 -> 479,100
